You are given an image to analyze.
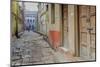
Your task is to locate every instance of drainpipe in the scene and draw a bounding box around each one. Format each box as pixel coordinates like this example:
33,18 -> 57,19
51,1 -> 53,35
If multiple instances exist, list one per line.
15,3 -> 20,38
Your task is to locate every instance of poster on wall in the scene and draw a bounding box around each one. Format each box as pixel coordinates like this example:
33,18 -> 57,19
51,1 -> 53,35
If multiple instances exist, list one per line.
11,0 -> 96,66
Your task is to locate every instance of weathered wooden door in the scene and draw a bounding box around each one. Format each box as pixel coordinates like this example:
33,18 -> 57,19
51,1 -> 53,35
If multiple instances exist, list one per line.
79,6 -> 96,60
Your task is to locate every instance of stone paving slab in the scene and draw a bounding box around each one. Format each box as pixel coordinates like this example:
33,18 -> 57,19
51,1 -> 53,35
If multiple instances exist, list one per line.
11,31 -> 80,66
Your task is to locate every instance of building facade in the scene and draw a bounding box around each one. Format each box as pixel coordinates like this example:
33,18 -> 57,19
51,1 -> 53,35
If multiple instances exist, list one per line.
24,11 -> 37,31
37,3 -> 48,35
37,3 -> 96,60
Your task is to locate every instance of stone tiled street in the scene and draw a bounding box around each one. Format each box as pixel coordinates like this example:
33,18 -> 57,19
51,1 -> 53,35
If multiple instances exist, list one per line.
11,1 -> 96,66
11,31 -> 70,66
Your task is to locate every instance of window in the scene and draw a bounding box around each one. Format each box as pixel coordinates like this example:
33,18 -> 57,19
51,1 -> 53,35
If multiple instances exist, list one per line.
33,20 -> 34,23
27,19 -> 29,23
51,4 -> 55,24
30,19 -> 32,23
46,4 -> 48,11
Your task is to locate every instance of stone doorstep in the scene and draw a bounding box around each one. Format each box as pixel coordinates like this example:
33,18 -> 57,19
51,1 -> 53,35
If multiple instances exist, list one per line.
58,47 -> 69,54
58,47 -> 80,62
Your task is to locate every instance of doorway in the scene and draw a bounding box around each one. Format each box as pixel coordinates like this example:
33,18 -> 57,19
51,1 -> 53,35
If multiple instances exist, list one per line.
60,4 -> 69,51
78,5 -> 96,60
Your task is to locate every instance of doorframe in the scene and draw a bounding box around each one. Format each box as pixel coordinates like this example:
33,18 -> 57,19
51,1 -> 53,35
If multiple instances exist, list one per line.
60,4 -> 68,47
60,5 -> 80,57
74,5 -> 80,57
61,4 -> 64,47
59,4 -> 63,47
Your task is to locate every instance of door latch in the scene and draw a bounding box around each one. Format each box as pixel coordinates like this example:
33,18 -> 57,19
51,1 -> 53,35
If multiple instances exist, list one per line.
87,28 -> 93,33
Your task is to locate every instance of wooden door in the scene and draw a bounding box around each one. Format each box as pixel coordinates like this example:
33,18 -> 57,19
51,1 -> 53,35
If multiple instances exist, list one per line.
79,6 -> 96,60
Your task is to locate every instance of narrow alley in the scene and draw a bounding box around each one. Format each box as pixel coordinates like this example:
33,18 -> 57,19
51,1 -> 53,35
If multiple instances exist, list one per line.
11,0 -> 96,66
11,31 -> 79,66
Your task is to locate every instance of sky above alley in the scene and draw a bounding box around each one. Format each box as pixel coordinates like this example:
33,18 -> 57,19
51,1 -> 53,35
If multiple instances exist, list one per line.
24,2 -> 38,11
18,1 -> 38,11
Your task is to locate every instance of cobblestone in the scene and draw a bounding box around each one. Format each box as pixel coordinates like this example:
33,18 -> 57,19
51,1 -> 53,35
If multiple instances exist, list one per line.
11,31 -> 71,66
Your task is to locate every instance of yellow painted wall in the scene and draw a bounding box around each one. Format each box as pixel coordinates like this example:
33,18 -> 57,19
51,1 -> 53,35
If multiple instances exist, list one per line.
11,15 -> 16,35
12,0 -> 18,14
11,0 -> 23,36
